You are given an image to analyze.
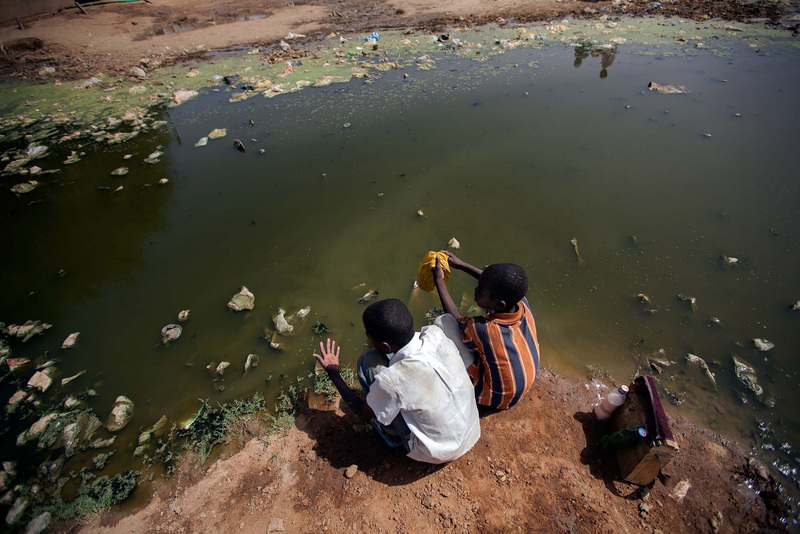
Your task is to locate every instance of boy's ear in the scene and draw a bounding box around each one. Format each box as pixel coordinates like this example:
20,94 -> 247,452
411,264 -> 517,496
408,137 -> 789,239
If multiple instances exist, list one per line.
495,299 -> 508,312
374,340 -> 393,354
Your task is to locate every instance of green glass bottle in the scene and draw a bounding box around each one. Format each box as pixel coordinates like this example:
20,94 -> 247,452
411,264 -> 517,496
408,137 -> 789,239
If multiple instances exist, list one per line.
601,426 -> 647,450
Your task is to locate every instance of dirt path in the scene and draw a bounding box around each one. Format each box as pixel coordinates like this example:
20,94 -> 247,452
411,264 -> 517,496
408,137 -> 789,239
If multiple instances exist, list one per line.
0,0 -> 784,81
72,369 -> 784,534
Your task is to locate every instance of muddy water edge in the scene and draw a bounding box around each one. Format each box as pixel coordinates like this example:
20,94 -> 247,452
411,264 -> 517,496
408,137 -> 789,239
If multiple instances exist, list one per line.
1,18 -> 799,526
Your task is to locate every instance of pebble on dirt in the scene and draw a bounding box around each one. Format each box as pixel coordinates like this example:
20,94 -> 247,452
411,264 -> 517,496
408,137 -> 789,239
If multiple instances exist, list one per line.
345,464 -> 358,478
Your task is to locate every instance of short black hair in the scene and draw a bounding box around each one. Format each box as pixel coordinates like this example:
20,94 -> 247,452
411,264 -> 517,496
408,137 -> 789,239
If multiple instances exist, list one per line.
362,298 -> 414,348
482,263 -> 528,305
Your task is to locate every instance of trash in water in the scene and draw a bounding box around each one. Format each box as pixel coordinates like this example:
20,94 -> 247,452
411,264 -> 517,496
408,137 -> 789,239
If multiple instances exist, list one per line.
178,310 -> 190,322
208,128 -> 227,140
636,293 -> 651,305
233,139 -> 245,152
228,286 -> 255,311
161,324 -> 182,343
110,167 -> 129,176
61,370 -> 86,386
61,332 -> 80,349
273,308 -> 294,335
448,237 -> 460,249
287,306 -> 311,325
709,316 -> 722,326
26,145 -> 48,158
279,64 -> 294,77
722,255 -> 739,266
732,356 -> 762,396
194,137 -> 209,148
105,395 -> 135,432
5,320 -> 52,342
312,322 -> 331,334
417,210 -> 425,217
10,181 -> 38,194
685,353 -> 717,388
792,300 -> 800,311
172,89 -> 198,106
677,293 -> 697,310
648,82 -> 690,94
244,353 -> 259,372
570,237 -> 585,265
343,123 -> 351,128
358,289 -> 379,303
753,338 -> 774,352
360,31 -> 380,42
63,151 -> 83,164
158,178 -> 169,185
143,150 -> 163,164
179,402 -> 206,429
28,369 -> 53,392
113,186 -> 123,193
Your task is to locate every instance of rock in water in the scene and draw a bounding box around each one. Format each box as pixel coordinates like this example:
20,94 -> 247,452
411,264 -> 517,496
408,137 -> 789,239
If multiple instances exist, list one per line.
194,137 -> 209,148
753,338 -> 774,352
161,324 -> 182,343
6,496 -> 28,525
23,511 -> 50,534
448,237 -> 460,249
61,332 -> 80,349
172,89 -> 198,106
233,138 -> 245,152
215,361 -> 230,376
358,289 -> 379,303
61,370 -> 86,386
732,356 -> 762,397
228,286 -> 255,311
10,181 -> 39,194
5,320 -> 52,342
273,309 -> 293,335
245,353 -> 259,372
685,353 -> 716,388
208,128 -> 227,139
105,396 -> 135,432
111,167 -> 129,176
178,309 -> 190,322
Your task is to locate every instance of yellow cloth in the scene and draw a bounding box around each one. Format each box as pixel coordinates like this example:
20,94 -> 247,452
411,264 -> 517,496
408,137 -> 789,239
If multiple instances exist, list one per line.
416,251 -> 450,293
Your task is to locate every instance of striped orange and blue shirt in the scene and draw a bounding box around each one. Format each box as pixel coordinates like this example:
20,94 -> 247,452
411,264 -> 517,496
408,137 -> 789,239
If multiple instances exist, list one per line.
458,297 -> 540,410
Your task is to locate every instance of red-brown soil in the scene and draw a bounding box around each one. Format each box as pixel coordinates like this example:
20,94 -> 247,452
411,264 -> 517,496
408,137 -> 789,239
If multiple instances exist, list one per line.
74,368 -> 785,534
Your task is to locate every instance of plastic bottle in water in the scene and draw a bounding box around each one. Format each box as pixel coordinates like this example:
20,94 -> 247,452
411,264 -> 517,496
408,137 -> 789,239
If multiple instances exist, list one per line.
594,385 -> 629,420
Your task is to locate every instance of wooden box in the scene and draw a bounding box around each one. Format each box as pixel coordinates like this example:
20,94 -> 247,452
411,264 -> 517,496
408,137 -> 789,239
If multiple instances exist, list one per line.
610,382 -> 679,486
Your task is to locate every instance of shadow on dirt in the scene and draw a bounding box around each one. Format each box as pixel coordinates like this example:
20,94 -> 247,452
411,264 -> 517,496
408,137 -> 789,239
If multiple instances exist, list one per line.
573,410 -> 646,501
294,404 -> 443,486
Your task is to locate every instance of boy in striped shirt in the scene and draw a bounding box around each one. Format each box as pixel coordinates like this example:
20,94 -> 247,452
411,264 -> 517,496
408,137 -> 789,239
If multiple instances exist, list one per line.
433,252 -> 540,410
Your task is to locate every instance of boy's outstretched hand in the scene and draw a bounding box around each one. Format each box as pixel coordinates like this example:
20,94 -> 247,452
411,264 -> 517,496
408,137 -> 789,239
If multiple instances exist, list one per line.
313,338 -> 341,373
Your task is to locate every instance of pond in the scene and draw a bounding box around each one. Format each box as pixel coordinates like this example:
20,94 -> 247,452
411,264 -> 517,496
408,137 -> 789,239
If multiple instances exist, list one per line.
1,26 -> 799,518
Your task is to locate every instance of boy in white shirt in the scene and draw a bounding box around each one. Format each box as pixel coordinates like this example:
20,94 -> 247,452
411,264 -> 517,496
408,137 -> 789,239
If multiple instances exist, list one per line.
313,298 -> 480,464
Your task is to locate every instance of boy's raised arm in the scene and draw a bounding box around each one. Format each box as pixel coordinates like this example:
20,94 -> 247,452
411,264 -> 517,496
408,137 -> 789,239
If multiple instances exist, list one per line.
434,256 -> 461,319
313,339 -> 375,422
445,251 -> 483,280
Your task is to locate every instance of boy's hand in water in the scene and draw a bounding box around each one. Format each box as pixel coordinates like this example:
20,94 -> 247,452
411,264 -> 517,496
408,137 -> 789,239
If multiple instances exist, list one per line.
313,338 -> 341,373
442,250 -> 465,270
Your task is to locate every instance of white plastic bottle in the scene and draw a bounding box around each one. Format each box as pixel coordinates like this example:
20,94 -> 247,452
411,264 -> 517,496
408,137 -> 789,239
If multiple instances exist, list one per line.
594,385 -> 629,420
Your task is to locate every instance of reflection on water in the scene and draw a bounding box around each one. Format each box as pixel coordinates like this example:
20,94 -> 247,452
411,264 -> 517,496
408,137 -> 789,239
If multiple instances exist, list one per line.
1,42 -> 800,515
573,41 -> 618,79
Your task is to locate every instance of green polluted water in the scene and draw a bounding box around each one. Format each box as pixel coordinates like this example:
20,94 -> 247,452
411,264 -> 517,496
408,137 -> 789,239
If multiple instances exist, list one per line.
2,32 -> 800,522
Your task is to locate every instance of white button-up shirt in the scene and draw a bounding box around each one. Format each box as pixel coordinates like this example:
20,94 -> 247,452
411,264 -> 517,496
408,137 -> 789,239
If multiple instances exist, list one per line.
366,325 -> 481,463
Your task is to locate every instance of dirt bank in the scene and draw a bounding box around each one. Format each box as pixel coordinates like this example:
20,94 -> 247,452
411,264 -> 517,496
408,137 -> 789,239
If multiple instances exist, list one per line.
0,0 -> 788,81
71,368 -> 785,534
